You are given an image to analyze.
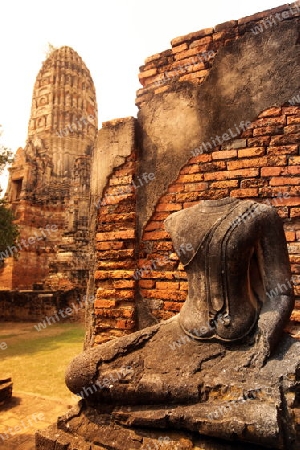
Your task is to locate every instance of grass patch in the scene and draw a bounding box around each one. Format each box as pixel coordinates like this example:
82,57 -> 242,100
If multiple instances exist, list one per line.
0,323 -> 85,401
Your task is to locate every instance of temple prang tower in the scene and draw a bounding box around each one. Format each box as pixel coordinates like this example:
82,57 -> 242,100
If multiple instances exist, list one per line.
1,46 -> 98,302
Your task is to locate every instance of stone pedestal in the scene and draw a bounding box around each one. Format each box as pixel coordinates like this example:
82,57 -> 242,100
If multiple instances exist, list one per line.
36,317 -> 299,449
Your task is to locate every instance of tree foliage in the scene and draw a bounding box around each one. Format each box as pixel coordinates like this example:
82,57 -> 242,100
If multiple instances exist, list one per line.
0,125 -> 13,179
0,126 -> 18,264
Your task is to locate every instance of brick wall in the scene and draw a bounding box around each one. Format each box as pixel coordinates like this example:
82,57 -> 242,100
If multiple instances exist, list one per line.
93,153 -> 137,345
136,2 -> 300,107
91,104 -> 300,342
138,105 -> 300,324
91,3 -> 300,344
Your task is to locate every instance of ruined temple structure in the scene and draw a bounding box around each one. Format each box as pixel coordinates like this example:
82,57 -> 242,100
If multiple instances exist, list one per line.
0,46 -> 98,318
35,2 -> 300,449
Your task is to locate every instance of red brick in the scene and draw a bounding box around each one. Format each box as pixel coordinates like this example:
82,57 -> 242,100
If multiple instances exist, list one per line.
238,147 -> 265,158
247,136 -> 271,147
189,35 -> 213,48
175,192 -> 201,203
156,281 -> 180,290
94,299 -> 116,308
290,186 -> 300,196
290,208 -> 300,218
155,242 -> 173,251
282,106 -> 300,115
98,249 -> 135,260
288,242 -> 300,253
228,156 -> 287,171
179,70 -> 209,82
163,302 -> 182,312
253,126 -> 284,137
154,85 -> 170,95
175,46 -> 209,61
143,230 -> 170,240
168,184 -> 185,193
177,174 -> 204,183
95,270 -> 134,280
122,309 -> 135,319
261,167 -> 282,176
144,221 -> 163,232
159,193 -> 176,203
140,289 -> 186,301
204,168 -> 259,181
210,180 -> 239,189
212,29 -> 236,42
212,150 -> 237,160
110,175 -> 133,186
285,167 -> 300,175
180,164 -> 200,175
184,182 -> 208,192
253,117 -> 286,128
190,154 -> 212,164
96,242 -> 124,251
290,255 -> 300,264
97,261 -> 135,270
139,279 -> 155,289
238,4 -> 290,25
263,166 -> 300,177
258,107 -> 282,118
241,179 -> 266,189
270,133 -> 300,146
271,196 -> 300,207
267,145 -> 298,155
96,230 -> 135,241
215,20 -> 238,32
113,280 -> 135,289
285,231 -> 296,242
170,28 -> 214,47
138,68 -> 157,80
172,43 -> 189,54
270,177 -> 300,186
156,203 -> 182,212
289,156 -> 300,165
276,207 -> 289,219
116,319 -> 135,330
287,116 -> 300,125
284,125 -> 300,134
230,188 -> 258,198
150,212 -> 170,221
97,289 -> 134,300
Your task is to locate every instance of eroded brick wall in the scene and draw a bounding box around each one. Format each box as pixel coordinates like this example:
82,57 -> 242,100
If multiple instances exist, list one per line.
93,153 -> 137,345
136,3 -> 300,107
138,105 -> 300,325
91,3 -> 299,343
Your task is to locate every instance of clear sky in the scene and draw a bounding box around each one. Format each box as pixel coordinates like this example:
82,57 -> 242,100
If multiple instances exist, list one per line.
0,0 -> 287,153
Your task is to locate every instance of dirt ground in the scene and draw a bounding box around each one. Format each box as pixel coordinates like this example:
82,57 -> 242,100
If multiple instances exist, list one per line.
0,322 -> 82,450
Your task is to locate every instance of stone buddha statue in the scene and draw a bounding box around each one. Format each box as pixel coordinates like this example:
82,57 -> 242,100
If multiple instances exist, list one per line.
65,198 -> 297,448
164,197 -> 294,350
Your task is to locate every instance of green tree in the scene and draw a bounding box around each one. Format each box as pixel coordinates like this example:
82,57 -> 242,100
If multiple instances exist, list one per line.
0,126 -> 18,265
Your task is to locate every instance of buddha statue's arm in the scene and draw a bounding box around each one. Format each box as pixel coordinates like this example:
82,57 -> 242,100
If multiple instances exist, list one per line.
255,206 -> 294,363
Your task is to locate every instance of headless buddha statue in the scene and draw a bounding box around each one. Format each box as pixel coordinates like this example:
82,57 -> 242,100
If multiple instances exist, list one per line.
164,197 -> 294,344
65,198 -> 294,405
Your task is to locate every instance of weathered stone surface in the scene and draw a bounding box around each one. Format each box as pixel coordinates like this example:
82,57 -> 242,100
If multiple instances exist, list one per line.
59,319 -> 298,449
